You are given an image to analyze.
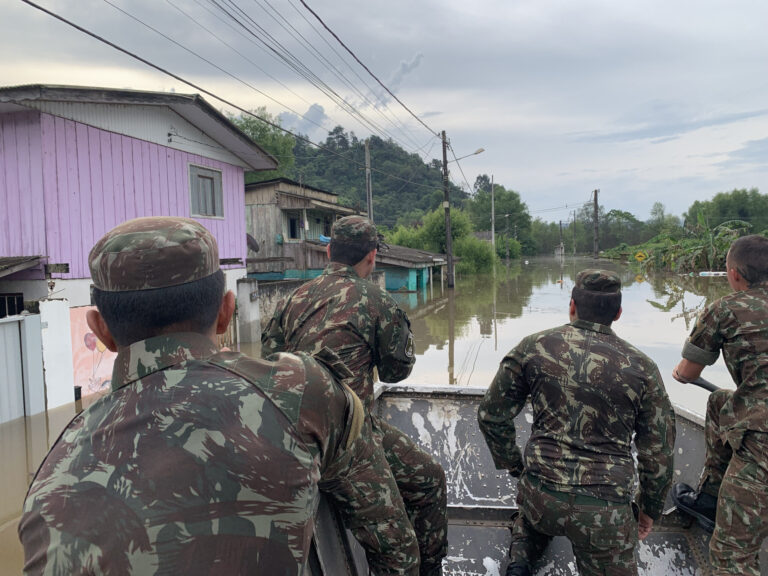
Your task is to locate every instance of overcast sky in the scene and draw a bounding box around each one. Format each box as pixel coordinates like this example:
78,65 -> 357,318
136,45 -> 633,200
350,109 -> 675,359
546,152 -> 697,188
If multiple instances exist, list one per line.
4,0 -> 768,223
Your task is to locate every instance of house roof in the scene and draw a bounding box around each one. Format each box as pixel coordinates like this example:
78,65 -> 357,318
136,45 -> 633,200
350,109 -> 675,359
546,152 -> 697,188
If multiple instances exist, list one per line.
0,84 -> 278,171
377,245 -> 447,269
245,177 -> 338,196
0,256 -> 42,279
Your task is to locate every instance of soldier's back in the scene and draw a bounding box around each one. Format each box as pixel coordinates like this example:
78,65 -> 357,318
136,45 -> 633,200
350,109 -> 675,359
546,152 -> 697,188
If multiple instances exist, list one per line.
19,341 -> 330,576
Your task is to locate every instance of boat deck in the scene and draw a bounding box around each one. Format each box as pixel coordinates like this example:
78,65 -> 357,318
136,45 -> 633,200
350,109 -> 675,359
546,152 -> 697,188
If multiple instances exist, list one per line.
315,385 -> 767,576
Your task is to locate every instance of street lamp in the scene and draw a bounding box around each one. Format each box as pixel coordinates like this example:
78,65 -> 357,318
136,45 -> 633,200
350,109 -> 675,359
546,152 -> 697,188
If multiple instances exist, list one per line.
441,132 -> 485,288
449,147 -> 485,163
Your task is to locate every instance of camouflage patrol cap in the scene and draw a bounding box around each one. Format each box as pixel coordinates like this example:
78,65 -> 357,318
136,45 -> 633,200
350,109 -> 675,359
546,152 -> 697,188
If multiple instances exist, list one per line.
575,269 -> 621,293
89,216 -> 220,292
331,215 -> 378,249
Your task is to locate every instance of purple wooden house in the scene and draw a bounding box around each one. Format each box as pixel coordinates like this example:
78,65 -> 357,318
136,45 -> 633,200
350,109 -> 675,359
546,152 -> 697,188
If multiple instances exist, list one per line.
0,84 -> 277,420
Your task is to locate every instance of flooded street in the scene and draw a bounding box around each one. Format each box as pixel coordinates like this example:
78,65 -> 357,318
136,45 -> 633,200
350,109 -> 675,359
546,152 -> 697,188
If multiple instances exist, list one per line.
393,257 -> 733,416
1,257 -> 734,573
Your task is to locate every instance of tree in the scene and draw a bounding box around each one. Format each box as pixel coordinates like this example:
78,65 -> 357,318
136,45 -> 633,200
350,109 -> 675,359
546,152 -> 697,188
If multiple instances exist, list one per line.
228,108 -> 295,183
466,175 -> 533,253
420,207 -> 473,253
684,188 -> 768,234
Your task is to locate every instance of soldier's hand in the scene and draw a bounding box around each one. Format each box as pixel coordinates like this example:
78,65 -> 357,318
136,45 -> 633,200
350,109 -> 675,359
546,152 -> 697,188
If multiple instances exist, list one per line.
638,510 -> 653,540
507,460 -> 524,478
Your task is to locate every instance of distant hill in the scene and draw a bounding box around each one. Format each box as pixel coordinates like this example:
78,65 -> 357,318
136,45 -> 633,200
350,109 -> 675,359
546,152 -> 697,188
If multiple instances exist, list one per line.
288,127 -> 467,229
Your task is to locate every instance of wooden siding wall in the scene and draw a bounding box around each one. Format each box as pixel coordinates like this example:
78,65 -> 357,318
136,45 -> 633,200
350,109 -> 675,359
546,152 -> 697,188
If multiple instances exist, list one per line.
246,203 -> 282,272
1,112 -> 46,258
2,111 -> 246,278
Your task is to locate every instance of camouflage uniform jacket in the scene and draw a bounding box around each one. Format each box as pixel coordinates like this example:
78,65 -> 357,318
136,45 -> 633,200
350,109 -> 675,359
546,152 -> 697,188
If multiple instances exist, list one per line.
478,319 -> 676,520
682,285 -> 768,448
262,262 -> 415,411
19,332 -> 416,576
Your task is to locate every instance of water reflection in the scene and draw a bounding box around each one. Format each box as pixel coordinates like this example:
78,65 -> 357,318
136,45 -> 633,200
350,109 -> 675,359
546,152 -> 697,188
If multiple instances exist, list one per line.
0,395 -> 106,572
391,257 -> 733,417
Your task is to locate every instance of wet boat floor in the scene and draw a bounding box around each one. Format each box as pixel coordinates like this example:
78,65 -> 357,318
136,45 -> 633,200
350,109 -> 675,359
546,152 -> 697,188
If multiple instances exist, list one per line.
371,386 -> 768,576
442,506 -> 712,576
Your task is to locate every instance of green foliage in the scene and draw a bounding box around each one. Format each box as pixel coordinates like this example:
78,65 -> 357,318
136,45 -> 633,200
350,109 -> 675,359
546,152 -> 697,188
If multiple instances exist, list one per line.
467,175 -> 533,253
228,108 -> 295,183
383,208 -> 504,274
683,188 -> 768,234
454,235 -> 496,274
385,225 -> 425,249
420,208 -> 473,253
290,128 -> 465,226
496,236 -> 522,260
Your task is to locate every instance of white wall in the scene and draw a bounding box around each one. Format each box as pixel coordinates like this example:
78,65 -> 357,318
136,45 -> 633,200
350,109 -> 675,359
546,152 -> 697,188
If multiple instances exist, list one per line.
49,279 -> 92,308
224,267 -> 246,295
39,300 -> 75,410
21,313 -> 45,416
0,317 -> 24,423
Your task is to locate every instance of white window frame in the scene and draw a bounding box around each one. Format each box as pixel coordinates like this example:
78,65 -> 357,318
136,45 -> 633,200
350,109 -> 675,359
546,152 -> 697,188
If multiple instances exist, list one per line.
189,164 -> 224,219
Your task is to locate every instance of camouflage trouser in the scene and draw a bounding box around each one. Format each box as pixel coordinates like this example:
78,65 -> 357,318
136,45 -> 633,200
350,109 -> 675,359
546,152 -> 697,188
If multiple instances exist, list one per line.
375,415 -> 448,576
510,474 -> 638,576
701,389 -> 768,576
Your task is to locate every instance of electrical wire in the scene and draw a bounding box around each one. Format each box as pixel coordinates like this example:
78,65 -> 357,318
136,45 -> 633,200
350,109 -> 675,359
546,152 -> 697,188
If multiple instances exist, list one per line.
298,0 -> 439,138
207,0 -> 403,144
261,0 -> 426,152
100,0 -> 325,133
20,0 -> 450,195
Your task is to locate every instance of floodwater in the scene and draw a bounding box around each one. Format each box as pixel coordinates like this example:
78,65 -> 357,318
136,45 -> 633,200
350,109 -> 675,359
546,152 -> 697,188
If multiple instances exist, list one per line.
1,257 -> 735,573
389,257 -> 734,417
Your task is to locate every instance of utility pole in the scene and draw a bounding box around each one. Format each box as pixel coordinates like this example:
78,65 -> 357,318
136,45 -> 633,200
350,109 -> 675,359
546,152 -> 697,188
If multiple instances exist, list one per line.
441,131 -> 454,287
364,139 -> 373,222
505,214 -> 510,267
558,220 -> 564,257
490,175 -> 495,253
572,210 -> 576,256
593,189 -> 599,259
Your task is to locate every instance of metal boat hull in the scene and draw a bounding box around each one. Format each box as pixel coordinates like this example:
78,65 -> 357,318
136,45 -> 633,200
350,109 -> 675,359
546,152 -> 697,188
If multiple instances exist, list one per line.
311,385 -> 768,576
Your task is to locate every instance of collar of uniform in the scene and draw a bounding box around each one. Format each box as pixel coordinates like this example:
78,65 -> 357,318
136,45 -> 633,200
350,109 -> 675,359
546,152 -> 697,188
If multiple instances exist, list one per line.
324,261 -> 358,277
110,332 -> 218,392
570,318 -> 614,335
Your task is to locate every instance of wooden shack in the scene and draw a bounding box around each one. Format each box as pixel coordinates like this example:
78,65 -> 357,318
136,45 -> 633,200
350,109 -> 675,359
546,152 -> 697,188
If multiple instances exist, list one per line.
245,178 -> 360,279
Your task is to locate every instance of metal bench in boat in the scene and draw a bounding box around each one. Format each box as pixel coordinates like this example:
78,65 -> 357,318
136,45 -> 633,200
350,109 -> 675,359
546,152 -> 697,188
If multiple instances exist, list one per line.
310,384 -> 768,576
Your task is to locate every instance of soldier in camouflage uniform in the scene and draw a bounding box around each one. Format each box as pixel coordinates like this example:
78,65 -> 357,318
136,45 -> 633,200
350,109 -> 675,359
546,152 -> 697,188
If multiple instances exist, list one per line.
262,215 -> 448,576
478,269 -> 676,576
18,216 -> 419,576
672,234 -> 768,576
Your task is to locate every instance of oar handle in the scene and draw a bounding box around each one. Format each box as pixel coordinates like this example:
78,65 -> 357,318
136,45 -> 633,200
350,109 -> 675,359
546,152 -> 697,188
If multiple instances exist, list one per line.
688,377 -> 719,393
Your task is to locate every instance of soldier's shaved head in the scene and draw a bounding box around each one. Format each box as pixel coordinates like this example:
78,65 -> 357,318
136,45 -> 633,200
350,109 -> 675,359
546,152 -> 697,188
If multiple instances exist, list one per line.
727,234 -> 768,286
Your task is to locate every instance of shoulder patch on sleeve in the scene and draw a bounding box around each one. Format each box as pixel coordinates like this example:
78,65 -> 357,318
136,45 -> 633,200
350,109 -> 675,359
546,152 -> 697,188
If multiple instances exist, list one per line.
404,331 -> 414,359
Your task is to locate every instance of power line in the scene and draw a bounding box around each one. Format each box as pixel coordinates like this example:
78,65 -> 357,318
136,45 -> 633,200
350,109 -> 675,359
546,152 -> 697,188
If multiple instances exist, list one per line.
262,0 -> 426,152
448,145 -> 477,196
100,0 -> 325,133
298,0 -> 439,138
20,0 -> 448,195
207,0 -> 406,145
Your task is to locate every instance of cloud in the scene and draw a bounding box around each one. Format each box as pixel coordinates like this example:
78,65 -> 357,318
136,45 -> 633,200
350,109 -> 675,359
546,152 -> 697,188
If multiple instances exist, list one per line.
720,137 -> 768,167
571,108 -> 768,144
279,103 -> 331,138
371,53 -> 423,106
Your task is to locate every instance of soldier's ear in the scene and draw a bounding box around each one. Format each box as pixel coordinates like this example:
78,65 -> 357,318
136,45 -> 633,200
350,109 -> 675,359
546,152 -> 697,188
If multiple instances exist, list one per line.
614,306 -> 623,322
86,309 -> 118,352
215,290 -> 236,335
